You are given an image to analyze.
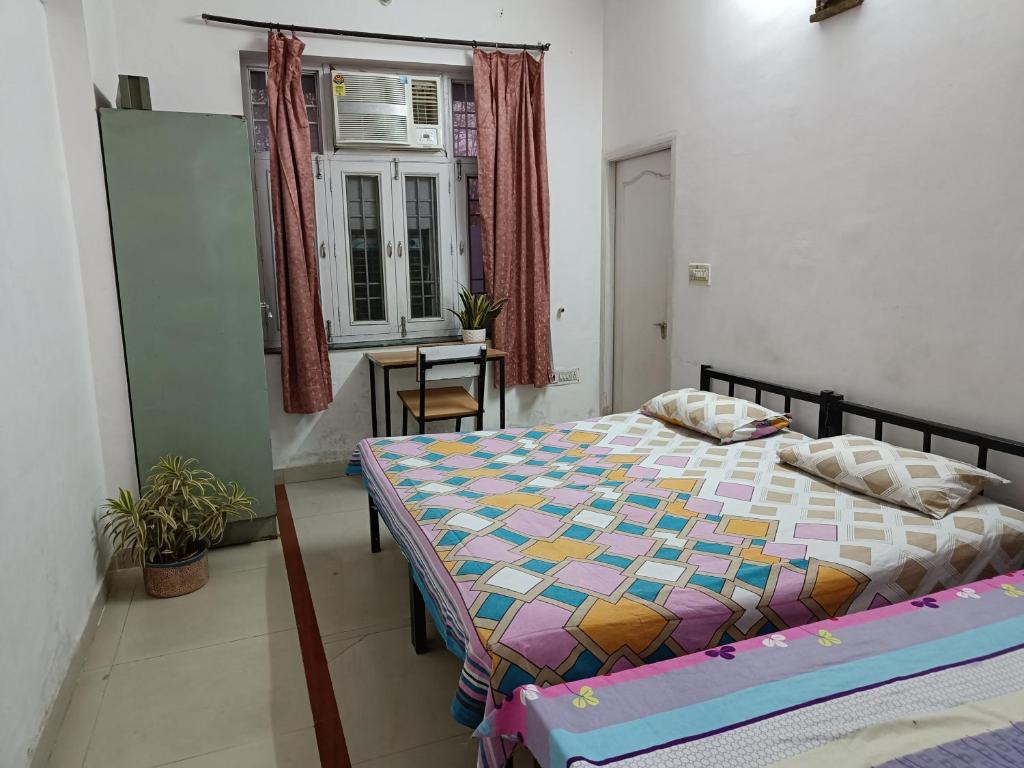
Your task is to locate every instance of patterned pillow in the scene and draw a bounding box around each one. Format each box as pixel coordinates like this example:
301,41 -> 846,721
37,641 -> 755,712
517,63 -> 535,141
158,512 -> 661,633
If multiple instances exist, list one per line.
642,388 -> 791,444
777,435 -> 1010,518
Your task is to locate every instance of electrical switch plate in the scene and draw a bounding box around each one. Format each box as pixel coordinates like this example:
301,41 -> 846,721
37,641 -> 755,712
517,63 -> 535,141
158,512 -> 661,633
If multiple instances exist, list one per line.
688,263 -> 711,285
552,368 -> 580,386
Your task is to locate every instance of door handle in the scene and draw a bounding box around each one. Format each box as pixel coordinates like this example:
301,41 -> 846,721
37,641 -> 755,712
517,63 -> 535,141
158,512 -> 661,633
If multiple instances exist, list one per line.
653,321 -> 668,340
387,241 -> 393,259
397,242 -> 404,259
319,242 -> 327,260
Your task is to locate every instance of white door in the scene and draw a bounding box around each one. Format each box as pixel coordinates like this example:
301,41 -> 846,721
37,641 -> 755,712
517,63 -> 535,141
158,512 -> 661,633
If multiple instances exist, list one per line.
612,149 -> 672,412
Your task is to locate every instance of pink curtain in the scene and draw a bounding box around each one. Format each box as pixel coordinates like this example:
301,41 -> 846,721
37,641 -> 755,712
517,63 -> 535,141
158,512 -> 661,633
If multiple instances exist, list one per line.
473,50 -> 553,388
267,32 -> 332,413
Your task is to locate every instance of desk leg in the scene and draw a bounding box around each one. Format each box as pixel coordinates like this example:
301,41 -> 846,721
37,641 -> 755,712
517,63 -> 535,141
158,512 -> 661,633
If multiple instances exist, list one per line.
409,564 -> 427,654
383,367 -> 393,437
368,358 -> 378,437
499,358 -> 507,429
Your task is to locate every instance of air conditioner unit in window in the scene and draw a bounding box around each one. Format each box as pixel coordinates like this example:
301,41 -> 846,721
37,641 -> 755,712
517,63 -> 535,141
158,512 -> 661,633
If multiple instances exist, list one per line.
331,69 -> 443,151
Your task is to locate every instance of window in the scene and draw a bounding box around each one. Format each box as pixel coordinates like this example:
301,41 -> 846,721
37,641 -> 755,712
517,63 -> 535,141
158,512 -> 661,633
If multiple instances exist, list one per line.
247,69 -> 322,153
405,176 -> 442,319
245,64 -> 476,349
451,81 -> 477,158
345,175 -> 387,322
466,175 -> 485,294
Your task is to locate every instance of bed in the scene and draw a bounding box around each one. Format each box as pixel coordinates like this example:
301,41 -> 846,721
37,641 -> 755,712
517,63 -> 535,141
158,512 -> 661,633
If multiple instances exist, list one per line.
484,570 -> 1024,767
352,365 -> 1024,768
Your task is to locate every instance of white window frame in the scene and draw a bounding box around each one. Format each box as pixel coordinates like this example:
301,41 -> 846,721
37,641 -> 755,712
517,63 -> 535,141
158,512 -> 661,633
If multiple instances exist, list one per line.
453,158 -> 482,293
331,159 -> 401,339
243,61 -> 475,349
252,156 -> 338,349
395,161 -> 458,337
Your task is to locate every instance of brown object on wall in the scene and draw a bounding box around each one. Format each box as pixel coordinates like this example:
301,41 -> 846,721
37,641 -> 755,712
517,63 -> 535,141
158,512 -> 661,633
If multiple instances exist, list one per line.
267,32 -> 333,413
810,0 -> 864,23
473,49 -> 554,388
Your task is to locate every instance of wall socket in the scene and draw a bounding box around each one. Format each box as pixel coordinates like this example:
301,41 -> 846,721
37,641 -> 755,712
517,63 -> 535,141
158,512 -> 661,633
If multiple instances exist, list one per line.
552,368 -> 581,386
688,263 -> 711,285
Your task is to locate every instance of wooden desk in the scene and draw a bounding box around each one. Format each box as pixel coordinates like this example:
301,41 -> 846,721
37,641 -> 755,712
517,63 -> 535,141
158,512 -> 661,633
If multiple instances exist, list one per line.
365,345 -> 508,436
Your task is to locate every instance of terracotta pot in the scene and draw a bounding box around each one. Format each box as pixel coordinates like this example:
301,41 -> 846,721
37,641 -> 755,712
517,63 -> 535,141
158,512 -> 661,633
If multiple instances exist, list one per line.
462,328 -> 486,343
143,546 -> 209,598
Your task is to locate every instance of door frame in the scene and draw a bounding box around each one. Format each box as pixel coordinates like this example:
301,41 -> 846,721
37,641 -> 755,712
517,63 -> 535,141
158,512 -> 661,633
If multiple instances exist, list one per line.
600,136 -> 677,415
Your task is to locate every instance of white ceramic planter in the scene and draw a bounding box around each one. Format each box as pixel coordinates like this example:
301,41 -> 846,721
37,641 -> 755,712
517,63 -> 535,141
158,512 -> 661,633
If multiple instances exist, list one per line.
462,328 -> 486,343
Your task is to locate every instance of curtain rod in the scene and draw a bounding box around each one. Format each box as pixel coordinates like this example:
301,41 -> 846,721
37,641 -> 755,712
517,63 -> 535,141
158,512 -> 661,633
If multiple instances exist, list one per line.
201,13 -> 551,52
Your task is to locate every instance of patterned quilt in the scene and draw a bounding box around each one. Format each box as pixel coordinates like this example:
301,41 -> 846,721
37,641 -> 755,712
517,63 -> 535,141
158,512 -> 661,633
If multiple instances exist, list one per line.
485,571 -> 1024,768
355,412 -> 1024,767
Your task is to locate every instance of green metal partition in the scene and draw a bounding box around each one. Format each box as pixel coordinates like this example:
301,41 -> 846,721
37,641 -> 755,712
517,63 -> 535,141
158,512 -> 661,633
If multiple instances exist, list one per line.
100,109 -> 276,543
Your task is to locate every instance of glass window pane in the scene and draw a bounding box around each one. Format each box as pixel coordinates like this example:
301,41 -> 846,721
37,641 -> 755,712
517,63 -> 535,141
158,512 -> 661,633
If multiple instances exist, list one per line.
248,70 -> 270,152
404,176 -> 441,319
467,176 -> 485,294
345,175 -> 386,322
252,120 -> 270,153
451,80 -> 478,158
301,73 -> 318,106
249,70 -> 267,103
302,73 -> 322,153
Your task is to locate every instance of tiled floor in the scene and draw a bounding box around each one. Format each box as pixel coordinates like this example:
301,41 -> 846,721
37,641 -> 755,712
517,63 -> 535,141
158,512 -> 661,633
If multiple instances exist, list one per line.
44,475 -> 529,767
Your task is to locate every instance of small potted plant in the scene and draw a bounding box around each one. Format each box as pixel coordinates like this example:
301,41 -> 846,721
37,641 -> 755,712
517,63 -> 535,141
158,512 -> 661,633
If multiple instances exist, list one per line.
101,456 -> 254,598
448,287 -> 508,343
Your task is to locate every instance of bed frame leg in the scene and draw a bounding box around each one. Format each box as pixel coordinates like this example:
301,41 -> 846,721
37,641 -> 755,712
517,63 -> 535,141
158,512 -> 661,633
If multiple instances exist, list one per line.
501,753 -> 540,767
368,496 -> 381,554
409,564 -> 427,654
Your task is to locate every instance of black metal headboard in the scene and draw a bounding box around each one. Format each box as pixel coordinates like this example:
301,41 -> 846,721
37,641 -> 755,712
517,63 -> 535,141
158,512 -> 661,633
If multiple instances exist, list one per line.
699,364 -> 842,439
826,400 -> 1024,471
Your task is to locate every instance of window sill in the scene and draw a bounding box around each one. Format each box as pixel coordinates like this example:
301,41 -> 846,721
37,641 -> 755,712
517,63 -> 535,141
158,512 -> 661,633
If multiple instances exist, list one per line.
263,334 -> 463,355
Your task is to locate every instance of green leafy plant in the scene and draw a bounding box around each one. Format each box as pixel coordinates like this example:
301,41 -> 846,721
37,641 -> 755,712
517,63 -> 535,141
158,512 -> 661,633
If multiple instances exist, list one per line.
447,287 -> 508,331
101,457 -> 254,566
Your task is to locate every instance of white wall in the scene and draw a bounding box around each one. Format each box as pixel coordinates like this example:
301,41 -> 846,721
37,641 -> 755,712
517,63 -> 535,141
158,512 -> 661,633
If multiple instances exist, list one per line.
0,3 -> 112,764
47,0 -> 137,498
604,0 -> 1024,494
107,0 -> 605,469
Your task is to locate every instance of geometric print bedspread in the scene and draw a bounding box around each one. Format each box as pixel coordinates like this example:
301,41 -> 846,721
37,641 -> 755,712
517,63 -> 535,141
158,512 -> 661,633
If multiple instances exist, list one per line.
486,571 -> 1024,768
355,411 -> 1024,767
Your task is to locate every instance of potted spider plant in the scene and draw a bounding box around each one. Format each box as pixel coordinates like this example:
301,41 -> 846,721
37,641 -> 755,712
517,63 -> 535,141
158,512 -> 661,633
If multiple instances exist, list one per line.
101,456 -> 254,598
448,287 -> 508,343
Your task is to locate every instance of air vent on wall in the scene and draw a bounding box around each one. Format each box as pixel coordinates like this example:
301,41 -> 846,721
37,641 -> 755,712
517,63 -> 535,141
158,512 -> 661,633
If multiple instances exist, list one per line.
411,79 -> 440,125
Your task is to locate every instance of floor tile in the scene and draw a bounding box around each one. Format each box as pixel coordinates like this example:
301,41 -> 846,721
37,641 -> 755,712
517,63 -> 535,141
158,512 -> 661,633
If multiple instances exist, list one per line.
152,727 -> 320,767
320,617 -> 408,647
81,568 -> 138,672
209,538 -> 285,575
352,733 -> 479,767
294,511 -> 407,638
286,476 -> 368,519
329,626 -> 469,763
283,462 -> 348,484
115,562 -> 295,663
322,635 -> 363,664
46,668 -> 109,768
86,630 -> 312,768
